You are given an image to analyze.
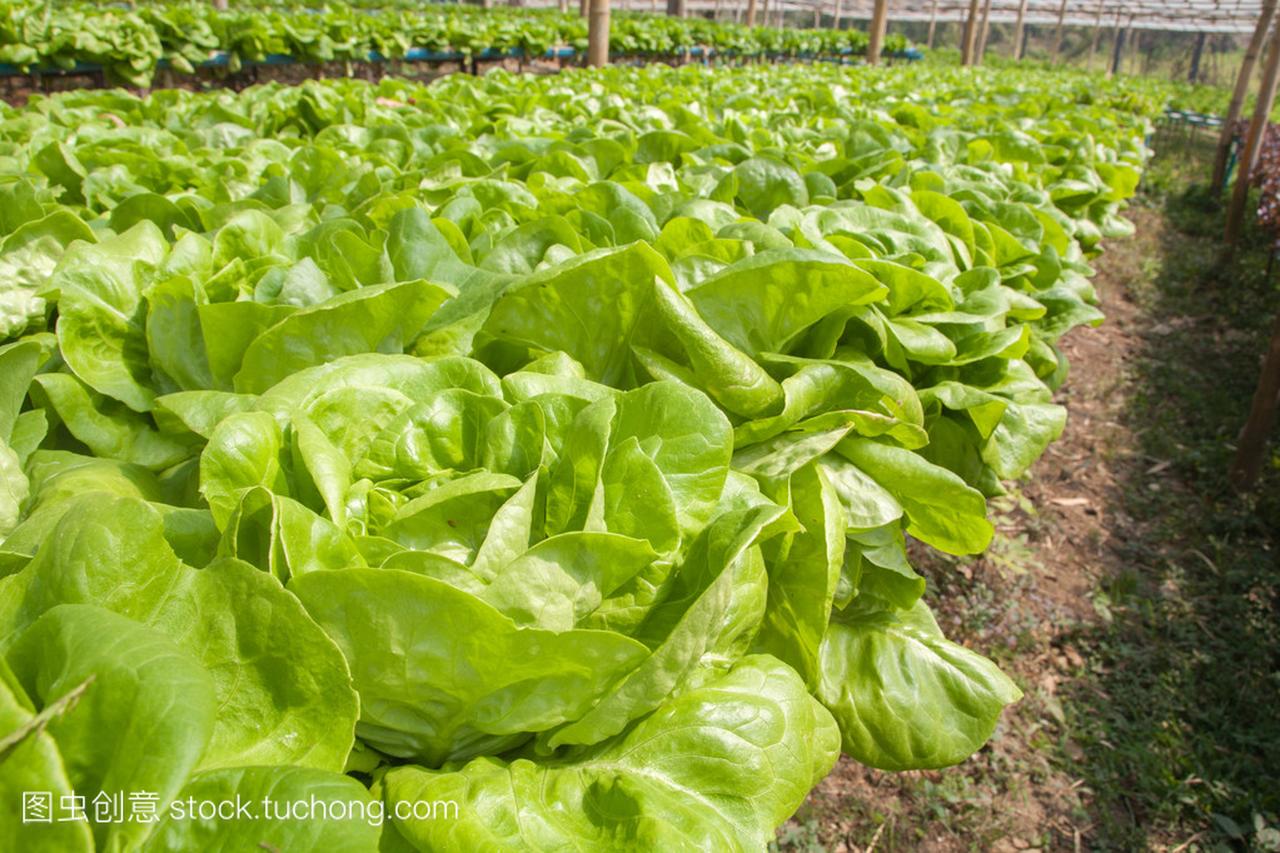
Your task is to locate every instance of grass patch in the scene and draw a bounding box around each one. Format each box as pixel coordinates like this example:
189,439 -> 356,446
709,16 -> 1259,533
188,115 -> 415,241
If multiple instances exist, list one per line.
1060,143 -> 1280,850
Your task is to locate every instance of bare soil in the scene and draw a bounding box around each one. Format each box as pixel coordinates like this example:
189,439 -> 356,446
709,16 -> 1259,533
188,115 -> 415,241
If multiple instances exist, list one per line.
0,55 -> 571,107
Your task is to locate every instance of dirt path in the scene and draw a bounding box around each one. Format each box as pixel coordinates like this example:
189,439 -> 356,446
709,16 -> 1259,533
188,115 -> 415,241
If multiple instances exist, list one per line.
783,207 -> 1175,853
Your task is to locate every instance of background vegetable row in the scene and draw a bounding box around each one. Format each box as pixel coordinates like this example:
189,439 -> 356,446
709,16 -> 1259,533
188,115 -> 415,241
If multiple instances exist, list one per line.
0,63 -> 1153,850
0,3 -> 905,87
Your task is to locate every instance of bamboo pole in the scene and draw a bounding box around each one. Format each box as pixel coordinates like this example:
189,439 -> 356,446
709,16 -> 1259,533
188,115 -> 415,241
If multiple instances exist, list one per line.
1231,310 -> 1280,489
926,0 -> 938,49
1214,4 -> 1277,191
1226,24 -> 1280,244
812,0 -> 819,28
868,0 -> 889,65
588,0 -> 610,66
1086,0 -> 1105,70
833,0 -> 843,30
1012,0 -> 1028,59
961,0 -> 981,65
975,0 -> 994,64
1052,0 -> 1068,61
1128,27 -> 1140,75
979,0 -> 996,62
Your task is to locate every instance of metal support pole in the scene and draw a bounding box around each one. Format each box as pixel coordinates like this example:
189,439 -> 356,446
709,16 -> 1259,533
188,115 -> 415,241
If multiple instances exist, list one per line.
1108,13 -> 1126,77
1190,31 -> 1208,81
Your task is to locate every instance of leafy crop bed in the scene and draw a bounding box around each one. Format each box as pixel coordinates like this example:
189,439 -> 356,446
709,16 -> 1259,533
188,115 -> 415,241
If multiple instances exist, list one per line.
0,64 -> 1153,850
0,3 -> 902,87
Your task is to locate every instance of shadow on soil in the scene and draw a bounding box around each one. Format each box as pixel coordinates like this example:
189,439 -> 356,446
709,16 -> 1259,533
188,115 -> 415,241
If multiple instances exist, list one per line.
1061,145 -> 1280,850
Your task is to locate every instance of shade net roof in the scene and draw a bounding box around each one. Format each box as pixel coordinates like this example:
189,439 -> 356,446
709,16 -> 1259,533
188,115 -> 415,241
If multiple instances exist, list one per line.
527,0 -> 1266,34
825,1 -> 1263,34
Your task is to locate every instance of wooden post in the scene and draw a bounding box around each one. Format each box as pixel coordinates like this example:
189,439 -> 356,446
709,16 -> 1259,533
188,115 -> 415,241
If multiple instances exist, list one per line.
1226,25 -> 1280,244
1086,0 -> 1105,70
758,0 -> 767,26
975,0 -> 994,64
715,0 -> 723,19
833,0 -> 843,31
868,0 -> 889,65
580,0 -> 589,16
1215,3 -> 1277,190
961,0 -> 981,65
1129,27 -> 1141,75
559,0 -> 568,11
1052,0 -> 1068,60
1012,0 -> 1029,59
588,0 -> 610,66
1108,13 -> 1125,77
665,0 -> 685,17
1231,310 -> 1280,489
1189,31 -> 1208,81
926,0 -> 939,49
